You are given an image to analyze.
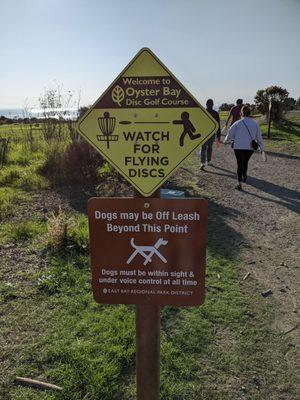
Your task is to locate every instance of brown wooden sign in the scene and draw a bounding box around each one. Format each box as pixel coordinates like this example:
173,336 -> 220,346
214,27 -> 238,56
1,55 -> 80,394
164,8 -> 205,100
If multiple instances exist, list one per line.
87,198 -> 207,306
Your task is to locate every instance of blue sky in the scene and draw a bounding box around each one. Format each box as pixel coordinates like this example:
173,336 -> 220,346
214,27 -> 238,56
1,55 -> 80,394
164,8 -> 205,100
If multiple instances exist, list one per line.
1,0 -> 299,109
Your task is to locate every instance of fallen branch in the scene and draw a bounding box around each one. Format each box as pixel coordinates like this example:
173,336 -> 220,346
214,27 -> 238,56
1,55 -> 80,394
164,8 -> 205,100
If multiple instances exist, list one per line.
15,377 -> 62,391
283,324 -> 298,335
243,272 -> 250,281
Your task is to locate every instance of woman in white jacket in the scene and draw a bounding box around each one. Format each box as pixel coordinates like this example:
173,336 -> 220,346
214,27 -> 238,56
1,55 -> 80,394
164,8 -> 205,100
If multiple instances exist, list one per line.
224,105 -> 264,190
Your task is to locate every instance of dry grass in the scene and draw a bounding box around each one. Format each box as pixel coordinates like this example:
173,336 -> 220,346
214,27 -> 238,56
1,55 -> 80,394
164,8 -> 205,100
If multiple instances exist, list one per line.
42,207 -> 76,250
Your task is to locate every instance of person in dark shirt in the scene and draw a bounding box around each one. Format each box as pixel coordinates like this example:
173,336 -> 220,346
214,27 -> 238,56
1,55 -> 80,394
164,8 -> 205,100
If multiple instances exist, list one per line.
225,98 -> 243,128
200,99 -> 221,170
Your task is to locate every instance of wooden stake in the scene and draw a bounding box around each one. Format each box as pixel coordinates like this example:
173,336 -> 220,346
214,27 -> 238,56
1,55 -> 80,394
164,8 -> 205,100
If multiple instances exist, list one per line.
267,101 -> 272,139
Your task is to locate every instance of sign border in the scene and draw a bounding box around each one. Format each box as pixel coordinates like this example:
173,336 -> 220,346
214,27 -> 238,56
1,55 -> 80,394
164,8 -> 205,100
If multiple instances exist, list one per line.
77,48 -> 218,196
87,197 -> 207,306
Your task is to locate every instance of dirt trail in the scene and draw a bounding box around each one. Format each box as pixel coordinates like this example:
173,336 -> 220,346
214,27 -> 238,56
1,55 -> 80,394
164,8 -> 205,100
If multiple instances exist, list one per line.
190,136 -> 300,368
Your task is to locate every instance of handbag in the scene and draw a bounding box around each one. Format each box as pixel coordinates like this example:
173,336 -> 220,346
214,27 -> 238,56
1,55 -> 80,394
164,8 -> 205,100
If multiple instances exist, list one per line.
242,121 -> 259,150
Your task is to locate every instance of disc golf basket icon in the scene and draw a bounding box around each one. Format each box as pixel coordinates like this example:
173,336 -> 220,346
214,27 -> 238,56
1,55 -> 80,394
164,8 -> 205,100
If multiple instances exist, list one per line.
97,112 -> 118,149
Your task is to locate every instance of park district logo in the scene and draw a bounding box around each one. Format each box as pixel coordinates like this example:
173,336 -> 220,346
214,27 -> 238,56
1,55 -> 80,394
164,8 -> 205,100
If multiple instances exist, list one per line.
77,48 -> 218,196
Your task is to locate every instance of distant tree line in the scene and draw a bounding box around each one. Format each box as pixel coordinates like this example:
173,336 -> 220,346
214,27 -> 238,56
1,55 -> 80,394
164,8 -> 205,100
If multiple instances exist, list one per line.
0,115 -> 41,125
2,86 -> 299,127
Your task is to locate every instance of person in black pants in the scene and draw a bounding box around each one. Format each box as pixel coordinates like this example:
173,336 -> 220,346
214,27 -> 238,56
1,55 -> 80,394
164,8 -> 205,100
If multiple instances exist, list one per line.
234,149 -> 253,184
223,106 -> 264,190
199,99 -> 221,170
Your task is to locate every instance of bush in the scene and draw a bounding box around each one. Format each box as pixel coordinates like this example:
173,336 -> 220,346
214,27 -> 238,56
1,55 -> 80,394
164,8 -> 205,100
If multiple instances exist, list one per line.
37,257 -> 80,294
0,169 -> 21,185
0,188 -> 27,219
40,141 -> 104,185
8,220 -> 45,243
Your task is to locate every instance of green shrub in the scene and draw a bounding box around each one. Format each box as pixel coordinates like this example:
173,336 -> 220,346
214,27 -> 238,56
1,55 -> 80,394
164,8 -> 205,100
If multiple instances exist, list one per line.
0,187 -> 27,219
0,168 -> 21,185
15,171 -> 48,191
6,142 -> 31,166
68,214 -> 89,254
8,220 -> 46,243
37,257 -> 80,295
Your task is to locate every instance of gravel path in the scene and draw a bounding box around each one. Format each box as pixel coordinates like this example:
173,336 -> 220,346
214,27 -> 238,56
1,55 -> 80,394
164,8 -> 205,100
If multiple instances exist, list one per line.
190,136 -> 300,368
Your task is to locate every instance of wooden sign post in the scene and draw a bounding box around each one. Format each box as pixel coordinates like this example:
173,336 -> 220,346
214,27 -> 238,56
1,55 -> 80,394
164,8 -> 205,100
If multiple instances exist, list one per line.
136,304 -> 160,400
135,189 -> 160,400
80,48 -> 213,399
87,197 -> 207,399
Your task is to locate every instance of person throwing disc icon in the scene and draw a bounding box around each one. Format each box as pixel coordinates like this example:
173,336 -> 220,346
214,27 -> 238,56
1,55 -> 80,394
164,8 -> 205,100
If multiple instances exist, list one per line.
173,112 -> 201,147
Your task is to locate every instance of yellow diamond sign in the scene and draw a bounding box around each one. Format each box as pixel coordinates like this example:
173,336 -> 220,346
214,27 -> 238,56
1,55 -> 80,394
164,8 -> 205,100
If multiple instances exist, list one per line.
77,48 -> 218,196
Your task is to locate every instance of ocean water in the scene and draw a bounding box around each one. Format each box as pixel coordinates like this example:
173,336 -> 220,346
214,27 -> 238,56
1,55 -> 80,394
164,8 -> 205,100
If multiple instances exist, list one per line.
0,108 -> 25,119
0,108 -> 78,120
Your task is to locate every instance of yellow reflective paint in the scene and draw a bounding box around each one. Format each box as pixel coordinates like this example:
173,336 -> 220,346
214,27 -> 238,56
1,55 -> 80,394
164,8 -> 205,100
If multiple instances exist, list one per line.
77,48 -> 218,196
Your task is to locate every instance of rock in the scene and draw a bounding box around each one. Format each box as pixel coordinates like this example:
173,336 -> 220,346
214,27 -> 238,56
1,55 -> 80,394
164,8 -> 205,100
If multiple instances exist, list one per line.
2,243 -> 15,249
280,262 -> 288,267
261,289 -> 273,298
245,311 -> 255,318
252,377 -> 261,389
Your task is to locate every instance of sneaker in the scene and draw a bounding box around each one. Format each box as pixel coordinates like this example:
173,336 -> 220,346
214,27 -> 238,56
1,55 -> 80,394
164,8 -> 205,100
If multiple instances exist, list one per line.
200,164 -> 205,171
235,184 -> 242,191
207,161 -> 213,166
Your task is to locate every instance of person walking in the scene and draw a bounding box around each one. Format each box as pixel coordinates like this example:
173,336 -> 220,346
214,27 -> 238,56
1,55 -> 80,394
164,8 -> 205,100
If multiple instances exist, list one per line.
200,99 -> 221,170
223,105 -> 264,190
225,98 -> 243,128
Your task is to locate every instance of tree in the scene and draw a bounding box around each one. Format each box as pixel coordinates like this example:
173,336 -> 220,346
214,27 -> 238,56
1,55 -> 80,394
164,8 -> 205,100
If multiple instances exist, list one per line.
77,106 -> 89,120
296,98 -> 300,110
254,86 -> 289,123
284,97 -> 296,110
219,103 -> 234,111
